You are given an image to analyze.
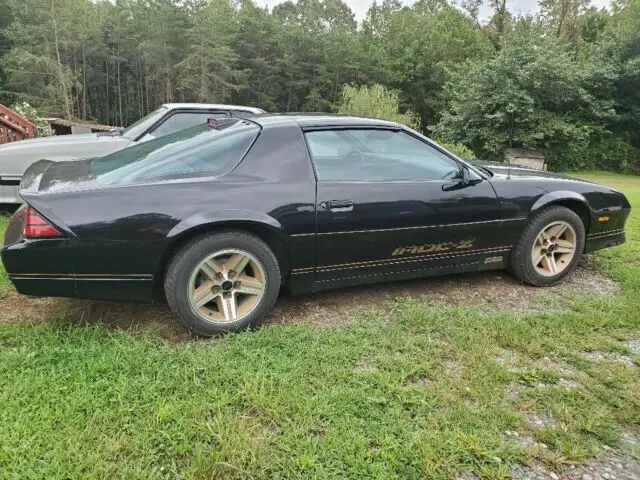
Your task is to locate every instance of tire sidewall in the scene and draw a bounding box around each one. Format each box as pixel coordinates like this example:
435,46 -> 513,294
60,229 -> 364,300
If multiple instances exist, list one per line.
512,207 -> 586,286
166,232 -> 281,335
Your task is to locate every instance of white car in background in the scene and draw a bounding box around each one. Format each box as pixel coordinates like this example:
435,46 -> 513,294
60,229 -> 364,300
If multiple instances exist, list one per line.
0,103 -> 265,203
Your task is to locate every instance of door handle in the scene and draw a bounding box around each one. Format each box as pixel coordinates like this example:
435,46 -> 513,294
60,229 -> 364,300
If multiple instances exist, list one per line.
327,200 -> 354,212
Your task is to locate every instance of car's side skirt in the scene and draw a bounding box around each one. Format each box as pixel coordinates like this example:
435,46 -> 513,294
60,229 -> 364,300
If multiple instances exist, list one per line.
288,247 -> 511,294
9,273 -> 154,302
310,252 -> 510,293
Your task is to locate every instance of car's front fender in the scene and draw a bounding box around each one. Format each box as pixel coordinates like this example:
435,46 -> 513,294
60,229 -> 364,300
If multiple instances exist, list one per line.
530,190 -> 592,216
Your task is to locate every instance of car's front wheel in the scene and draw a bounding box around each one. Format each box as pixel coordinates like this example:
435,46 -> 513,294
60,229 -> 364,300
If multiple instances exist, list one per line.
508,206 -> 585,286
165,231 -> 281,335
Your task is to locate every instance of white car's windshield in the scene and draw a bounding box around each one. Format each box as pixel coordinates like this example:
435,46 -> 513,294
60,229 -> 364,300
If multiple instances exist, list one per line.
121,107 -> 168,140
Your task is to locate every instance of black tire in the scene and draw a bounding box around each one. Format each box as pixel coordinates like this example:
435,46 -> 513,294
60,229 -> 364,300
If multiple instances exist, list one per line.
508,206 -> 585,286
165,231 -> 281,335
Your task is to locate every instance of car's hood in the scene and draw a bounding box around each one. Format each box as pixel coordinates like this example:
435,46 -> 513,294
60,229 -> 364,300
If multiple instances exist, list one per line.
0,133 -> 132,176
470,160 -> 583,181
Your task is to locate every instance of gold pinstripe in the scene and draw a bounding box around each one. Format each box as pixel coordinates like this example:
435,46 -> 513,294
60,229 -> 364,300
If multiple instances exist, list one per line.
291,245 -> 511,274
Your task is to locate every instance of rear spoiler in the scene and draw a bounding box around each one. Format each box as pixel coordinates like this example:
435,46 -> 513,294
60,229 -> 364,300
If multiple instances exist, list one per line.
19,159 -> 54,195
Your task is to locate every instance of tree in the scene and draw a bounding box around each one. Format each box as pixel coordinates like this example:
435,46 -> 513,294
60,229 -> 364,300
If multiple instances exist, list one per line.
540,0 -> 590,41
177,0 -> 240,103
432,21 -> 616,163
338,84 -> 420,130
0,0 -> 14,104
0,0 -> 636,175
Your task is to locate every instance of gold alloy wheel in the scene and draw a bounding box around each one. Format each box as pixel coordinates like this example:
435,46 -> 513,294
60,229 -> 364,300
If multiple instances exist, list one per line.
531,220 -> 577,277
188,249 -> 267,323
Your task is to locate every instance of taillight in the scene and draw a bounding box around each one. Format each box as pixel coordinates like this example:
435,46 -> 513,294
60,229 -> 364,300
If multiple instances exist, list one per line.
24,207 -> 62,238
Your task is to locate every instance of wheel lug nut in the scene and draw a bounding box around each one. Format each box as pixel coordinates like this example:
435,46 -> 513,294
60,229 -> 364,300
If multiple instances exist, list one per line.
235,281 -> 241,289
215,273 -> 223,281
212,286 -> 221,294
228,270 -> 236,278
223,292 -> 231,298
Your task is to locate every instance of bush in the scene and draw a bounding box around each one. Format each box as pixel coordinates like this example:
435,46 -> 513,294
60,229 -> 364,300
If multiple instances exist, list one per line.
431,21 -> 616,161
437,141 -> 476,159
338,84 -> 421,131
10,102 -> 53,137
545,136 -> 640,174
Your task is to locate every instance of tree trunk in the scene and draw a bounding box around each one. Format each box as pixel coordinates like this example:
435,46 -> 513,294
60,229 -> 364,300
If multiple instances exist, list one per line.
82,44 -> 87,119
51,0 -> 73,118
117,42 -> 123,126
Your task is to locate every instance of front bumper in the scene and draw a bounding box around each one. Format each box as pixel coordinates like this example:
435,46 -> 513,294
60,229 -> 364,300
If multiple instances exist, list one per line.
584,207 -> 630,253
585,230 -> 626,253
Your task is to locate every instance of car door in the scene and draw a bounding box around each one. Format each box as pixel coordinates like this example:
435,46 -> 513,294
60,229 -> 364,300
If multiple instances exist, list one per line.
139,110 -> 230,142
304,127 -> 507,285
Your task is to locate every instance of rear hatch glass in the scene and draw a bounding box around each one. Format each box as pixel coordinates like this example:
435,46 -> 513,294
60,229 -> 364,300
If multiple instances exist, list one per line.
91,119 -> 259,185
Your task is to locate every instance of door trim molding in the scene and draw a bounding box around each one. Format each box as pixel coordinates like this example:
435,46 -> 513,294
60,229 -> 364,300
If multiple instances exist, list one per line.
316,217 -> 526,236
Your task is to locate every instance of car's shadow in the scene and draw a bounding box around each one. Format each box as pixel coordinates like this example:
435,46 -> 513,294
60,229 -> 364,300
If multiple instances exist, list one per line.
0,255 -> 613,343
56,258 -> 614,342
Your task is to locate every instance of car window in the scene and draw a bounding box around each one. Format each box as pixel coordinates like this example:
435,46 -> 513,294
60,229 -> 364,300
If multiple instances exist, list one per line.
91,120 -> 259,185
150,111 -> 229,139
121,106 -> 168,140
231,110 -> 258,117
305,129 -> 460,182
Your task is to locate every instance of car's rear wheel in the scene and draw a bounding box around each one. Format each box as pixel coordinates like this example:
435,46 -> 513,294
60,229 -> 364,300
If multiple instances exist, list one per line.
165,231 -> 281,335
508,206 -> 585,286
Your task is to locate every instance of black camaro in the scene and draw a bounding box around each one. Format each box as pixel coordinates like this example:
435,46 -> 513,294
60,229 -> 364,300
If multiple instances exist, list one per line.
2,115 -> 631,335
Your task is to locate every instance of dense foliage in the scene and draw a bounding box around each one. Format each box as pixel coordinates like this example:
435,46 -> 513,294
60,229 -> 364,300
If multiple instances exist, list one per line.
0,0 -> 638,171
337,84 -> 421,130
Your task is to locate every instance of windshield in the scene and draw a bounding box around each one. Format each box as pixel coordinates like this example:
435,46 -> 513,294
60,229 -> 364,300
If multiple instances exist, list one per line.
121,107 -> 168,140
92,120 -> 259,185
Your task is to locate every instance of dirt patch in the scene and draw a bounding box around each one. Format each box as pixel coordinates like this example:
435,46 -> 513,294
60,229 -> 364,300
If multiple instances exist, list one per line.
0,257 -> 619,342
526,413 -> 558,428
626,338 -> 640,356
0,294 -> 73,325
507,426 -> 640,479
504,430 -> 549,450
581,351 -> 636,368
495,348 -> 519,371
353,362 -> 377,375
508,454 -> 640,480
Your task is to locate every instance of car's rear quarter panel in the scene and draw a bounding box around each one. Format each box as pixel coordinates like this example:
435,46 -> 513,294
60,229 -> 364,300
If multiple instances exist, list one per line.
12,122 -> 317,301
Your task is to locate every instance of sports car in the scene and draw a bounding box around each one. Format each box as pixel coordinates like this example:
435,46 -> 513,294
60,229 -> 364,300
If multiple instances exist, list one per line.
1,115 -> 631,335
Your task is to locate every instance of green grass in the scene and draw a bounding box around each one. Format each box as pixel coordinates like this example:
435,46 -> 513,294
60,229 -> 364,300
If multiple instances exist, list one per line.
0,215 -> 12,298
0,173 -> 638,478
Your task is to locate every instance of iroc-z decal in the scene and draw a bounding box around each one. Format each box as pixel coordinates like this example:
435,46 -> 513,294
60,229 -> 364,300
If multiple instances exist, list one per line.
391,239 -> 475,257
484,256 -> 504,264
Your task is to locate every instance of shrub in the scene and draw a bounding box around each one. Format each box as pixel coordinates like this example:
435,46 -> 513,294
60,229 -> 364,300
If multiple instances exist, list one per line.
437,141 -> 476,159
545,136 -> 640,174
10,102 -> 53,137
338,84 -> 421,131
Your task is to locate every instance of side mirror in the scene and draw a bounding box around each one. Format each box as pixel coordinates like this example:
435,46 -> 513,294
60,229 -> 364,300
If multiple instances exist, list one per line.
461,165 -> 470,185
442,166 -> 475,191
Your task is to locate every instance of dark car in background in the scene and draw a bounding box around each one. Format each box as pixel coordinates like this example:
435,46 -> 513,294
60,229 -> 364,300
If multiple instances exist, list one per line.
2,115 -> 631,336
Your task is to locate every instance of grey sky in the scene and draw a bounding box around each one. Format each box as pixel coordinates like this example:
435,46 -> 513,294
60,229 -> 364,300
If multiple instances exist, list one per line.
258,0 -> 612,23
